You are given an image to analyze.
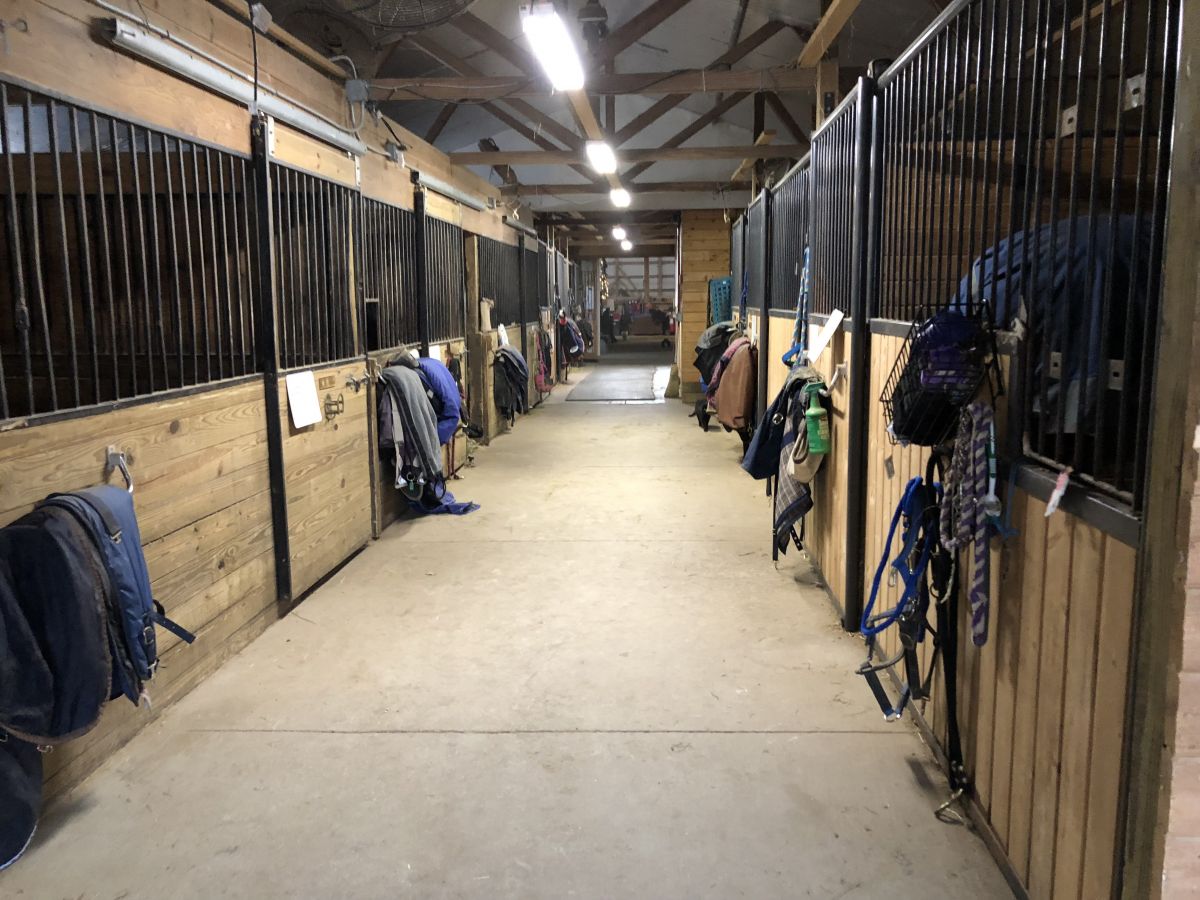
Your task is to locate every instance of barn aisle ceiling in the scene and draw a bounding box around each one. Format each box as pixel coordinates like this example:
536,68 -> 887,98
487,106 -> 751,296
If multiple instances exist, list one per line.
261,0 -> 940,217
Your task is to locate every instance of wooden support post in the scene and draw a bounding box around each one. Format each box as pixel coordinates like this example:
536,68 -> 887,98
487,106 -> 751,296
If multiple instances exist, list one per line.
753,92 -> 766,195
816,56 -> 841,128
643,256 -> 650,306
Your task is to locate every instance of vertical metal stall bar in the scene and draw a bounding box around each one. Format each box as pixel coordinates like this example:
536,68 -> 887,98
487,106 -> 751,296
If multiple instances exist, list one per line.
1051,0 -> 1096,455
189,145 -> 212,383
145,133 -> 168,390
229,155 -> 250,375
1094,0 -> 1133,486
70,109 -> 100,405
215,155 -> 235,376
175,139 -> 198,385
203,148 -> 226,382
940,15 -> 963,313
90,112 -> 119,403
0,84 -> 20,418
110,118 -> 135,398
48,101 -> 81,408
1028,0 -> 1069,464
250,115 -> 292,605
518,234 -> 528,360
912,45 -> 934,319
160,135 -> 184,387
843,76 -> 875,633
25,95 -> 58,409
129,125 -> 156,394
1075,0 -> 1116,476
757,189 -> 771,425
239,157 -> 258,364
1012,0 -> 1051,460
1132,0 -> 1180,508
414,184 -> 430,356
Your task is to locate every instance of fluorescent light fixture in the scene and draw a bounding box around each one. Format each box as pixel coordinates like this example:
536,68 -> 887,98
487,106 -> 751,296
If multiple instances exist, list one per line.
103,19 -> 366,156
611,226 -> 627,240
620,239 -> 633,251
585,140 -> 618,174
610,187 -> 632,208
415,171 -> 486,212
520,3 -> 585,92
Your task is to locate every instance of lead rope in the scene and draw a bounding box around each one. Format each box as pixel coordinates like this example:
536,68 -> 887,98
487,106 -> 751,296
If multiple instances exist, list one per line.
940,401 -> 993,646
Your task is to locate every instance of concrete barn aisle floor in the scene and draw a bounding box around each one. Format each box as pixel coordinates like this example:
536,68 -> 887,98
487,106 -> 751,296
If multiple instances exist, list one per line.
1,366 -> 1010,900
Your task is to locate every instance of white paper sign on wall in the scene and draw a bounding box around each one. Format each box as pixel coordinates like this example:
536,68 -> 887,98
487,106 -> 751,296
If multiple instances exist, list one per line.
285,370 -> 322,429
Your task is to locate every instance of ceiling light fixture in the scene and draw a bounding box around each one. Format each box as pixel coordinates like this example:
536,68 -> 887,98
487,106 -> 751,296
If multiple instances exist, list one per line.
520,3 -> 585,92
610,187 -> 631,208
611,226 -> 627,240
620,239 -> 633,251
585,140 -> 618,174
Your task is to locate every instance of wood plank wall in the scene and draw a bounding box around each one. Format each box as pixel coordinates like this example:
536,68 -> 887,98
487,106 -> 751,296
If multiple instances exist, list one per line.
279,361 -> 373,598
0,0 -> 514,802
865,331 -> 1137,900
0,380 -> 277,798
677,211 -> 729,395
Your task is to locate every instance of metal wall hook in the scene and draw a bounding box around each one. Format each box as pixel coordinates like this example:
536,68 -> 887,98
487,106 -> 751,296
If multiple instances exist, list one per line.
105,445 -> 133,493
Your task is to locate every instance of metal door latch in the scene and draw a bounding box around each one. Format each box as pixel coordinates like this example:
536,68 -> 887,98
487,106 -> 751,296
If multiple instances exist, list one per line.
345,372 -> 369,393
324,393 -> 345,420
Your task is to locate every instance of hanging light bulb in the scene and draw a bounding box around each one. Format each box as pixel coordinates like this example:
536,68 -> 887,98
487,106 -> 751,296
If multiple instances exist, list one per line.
611,226 -> 627,240
585,140 -> 618,174
620,239 -> 633,251
610,187 -> 631,208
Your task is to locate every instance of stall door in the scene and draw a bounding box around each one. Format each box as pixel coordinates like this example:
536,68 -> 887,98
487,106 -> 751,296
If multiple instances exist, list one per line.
267,130 -> 373,598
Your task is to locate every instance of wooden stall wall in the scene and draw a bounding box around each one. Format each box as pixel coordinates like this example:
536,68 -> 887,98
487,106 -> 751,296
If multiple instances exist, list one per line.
803,329 -> 853,610
765,312 -> 795,410
677,211 -> 730,399
865,332 -> 1137,900
278,361 -> 372,597
0,0 -> 511,802
0,381 -> 277,798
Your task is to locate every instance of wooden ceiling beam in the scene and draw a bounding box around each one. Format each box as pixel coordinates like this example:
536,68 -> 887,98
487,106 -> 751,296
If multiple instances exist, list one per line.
403,36 -> 582,151
565,90 -> 623,191
729,130 -> 776,184
620,91 -> 748,181
536,211 -> 677,226
588,0 -> 696,65
450,12 -> 540,75
765,92 -> 810,144
454,144 -> 805,166
796,0 -> 865,67
424,103 -> 456,144
506,180 -> 751,197
371,66 -> 814,101
613,20 -> 786,146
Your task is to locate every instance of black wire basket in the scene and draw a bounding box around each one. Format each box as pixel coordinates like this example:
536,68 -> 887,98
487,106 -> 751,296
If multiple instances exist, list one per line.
881,308 -> 1001,446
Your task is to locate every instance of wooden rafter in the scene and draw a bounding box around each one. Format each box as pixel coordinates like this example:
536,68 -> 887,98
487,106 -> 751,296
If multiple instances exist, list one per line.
478,138 -> 518,187
454,144 -> 805,166
620,91 -> 749,181
730,130 -> 775,184
450,12 -> 540,75
424,103 -> 456,144
404,36 -> 582,151
506,180 -> 750,197
765,92 -> 810,144
613,21 -> 786,145
564,90 -> 622,191
588,0 -> 696,65
371,66 -> 813,101
796,0 -> 865,66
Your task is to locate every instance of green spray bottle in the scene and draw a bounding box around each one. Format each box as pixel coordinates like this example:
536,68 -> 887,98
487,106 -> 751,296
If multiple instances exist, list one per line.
804,383 -> 831,454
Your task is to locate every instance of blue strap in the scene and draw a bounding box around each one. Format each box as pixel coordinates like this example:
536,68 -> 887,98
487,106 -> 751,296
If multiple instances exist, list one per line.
861,477 -> 923,636
152,602 -> 196,644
